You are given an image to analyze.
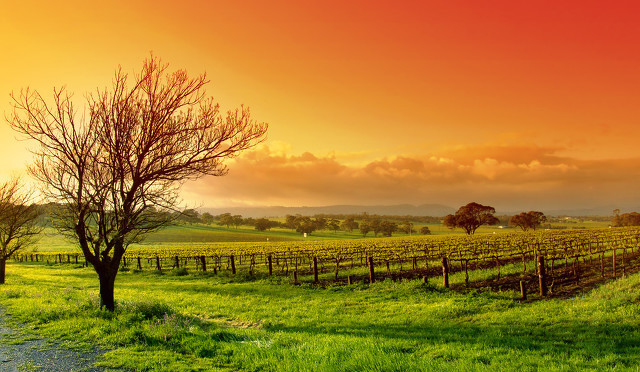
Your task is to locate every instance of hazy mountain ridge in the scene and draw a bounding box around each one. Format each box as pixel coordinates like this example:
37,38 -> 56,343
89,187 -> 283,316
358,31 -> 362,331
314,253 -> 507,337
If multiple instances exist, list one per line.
200,204 -> 628,218
201,204 -> 456,218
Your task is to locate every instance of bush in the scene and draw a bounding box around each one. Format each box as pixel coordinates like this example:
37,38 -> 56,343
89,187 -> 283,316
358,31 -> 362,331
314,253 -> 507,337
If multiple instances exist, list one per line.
168,267 -> 189,276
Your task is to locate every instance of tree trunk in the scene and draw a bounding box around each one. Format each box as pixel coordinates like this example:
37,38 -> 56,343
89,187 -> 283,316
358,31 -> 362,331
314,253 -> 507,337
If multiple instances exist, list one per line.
0,258 -> 6,284
96,265 -> 118,311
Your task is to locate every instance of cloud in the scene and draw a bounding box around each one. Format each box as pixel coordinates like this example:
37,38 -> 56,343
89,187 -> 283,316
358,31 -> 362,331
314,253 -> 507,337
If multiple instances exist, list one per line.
182,144 -> 640,210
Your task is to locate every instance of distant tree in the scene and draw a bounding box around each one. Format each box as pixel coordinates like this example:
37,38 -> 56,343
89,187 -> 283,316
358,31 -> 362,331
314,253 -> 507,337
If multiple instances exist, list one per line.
380,221 -> 398,237
327,218 -> 340,233
0,178 -> 42,284
510,211 -> 547,231
201,212 -> 214,225
359,221 -> 371,237
232,215 -> 243,229
254,218 -> 272,231
295,216 -> 316,235
314,217 -> 327,231
179,209 -> 200,224
443,202 -> 500,235
420,226 -> 431,235
285,215 -> 298,230
217,213 -> 234,228
612,212 -> 640,227
399,221 -> 415,235
340,218 -> 358,232
370,218 -> 382,237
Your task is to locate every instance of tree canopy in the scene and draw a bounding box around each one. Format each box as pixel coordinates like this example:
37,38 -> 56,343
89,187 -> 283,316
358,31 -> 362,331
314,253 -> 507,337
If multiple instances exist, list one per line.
443,202 -> 499,235
510,211 -> 547,231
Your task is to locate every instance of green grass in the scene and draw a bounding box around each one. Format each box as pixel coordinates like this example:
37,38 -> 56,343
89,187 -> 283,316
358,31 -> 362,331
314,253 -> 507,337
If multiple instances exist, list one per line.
1,261 -> 640,371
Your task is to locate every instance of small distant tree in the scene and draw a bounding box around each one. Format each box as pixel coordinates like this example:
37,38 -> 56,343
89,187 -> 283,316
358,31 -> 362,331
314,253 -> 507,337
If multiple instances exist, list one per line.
370,218 -> 382,237
0,178 -> 42,284
399,221 -> 415,235
327,218 -> 340,233
285,215 -> 298,230
217,213 -> 234,228
510,211 -> 547,231
420,226 -> 431,235
612,212 -> 640,227
359,221 -> 371,237
254,218 -> 272,231
340,218 -> 358,232
443,202 -> 499,235
179,209 -> 200,224
201,212 -> 214,225
380,221 -> 398,237
231,215 -> 243,229
295,216 -> 316,235
313,217 -> 327,231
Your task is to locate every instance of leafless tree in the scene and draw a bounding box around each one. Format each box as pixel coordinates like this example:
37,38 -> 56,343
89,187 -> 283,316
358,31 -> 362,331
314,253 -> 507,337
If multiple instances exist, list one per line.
8,56 -> 268,310
0,178 -> 41,284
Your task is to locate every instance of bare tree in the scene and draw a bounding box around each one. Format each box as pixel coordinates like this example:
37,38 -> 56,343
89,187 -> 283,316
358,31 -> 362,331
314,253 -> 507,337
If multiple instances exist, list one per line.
8,56 -> 268,310
0,178 -> 41,284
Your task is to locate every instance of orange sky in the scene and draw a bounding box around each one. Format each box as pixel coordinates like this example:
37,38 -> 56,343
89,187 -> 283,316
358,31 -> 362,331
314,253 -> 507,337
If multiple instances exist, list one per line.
2,1 -> 640,212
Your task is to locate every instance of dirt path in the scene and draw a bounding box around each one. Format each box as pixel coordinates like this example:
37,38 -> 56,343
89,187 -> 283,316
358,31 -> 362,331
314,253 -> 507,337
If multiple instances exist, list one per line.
0,307 -> 109,372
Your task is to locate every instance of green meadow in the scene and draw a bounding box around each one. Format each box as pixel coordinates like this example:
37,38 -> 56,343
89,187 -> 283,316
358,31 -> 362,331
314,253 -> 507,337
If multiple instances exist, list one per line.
1,257 -> 639,371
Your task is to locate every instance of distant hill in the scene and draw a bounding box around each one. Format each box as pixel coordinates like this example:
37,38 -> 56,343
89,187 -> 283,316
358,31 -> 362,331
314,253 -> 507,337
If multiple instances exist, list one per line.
201,204 -> 457,218
201,203 -> 629,218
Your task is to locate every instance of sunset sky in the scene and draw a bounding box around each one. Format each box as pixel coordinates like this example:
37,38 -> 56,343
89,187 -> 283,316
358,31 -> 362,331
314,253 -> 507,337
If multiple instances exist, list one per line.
2,1 -> 640,213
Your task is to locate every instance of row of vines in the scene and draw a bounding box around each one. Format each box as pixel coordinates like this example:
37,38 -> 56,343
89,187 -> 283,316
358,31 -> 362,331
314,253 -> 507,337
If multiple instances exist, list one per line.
15,227 -> 640,296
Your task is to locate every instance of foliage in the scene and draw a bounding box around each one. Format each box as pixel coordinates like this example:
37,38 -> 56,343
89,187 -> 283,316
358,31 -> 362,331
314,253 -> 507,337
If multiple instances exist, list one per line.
444,202 -> 500,235
420,226 -> 431,235
359,221 -> 371,237
510,211 -> 547,231
254,218 -> 273,231
340,218 -> 359,233
380,221 -> 398,237
612,212 -> 640,227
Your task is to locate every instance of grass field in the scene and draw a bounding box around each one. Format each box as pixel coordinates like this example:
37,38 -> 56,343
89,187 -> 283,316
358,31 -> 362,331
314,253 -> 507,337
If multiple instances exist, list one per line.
0,259 -> 639,371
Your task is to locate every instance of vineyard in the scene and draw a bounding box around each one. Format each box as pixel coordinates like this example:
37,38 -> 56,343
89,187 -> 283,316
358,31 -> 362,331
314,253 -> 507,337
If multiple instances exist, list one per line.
18,227 -> 640,298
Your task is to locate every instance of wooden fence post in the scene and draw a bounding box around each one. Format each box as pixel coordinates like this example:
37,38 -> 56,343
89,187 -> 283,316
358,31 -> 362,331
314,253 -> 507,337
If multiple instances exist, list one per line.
368,256 -> 375,283
612,249 -> 616,278
538,256 -> 547,297
520,280 -> 527,300
442,257 -> 449,288
313,256 -> 319,283
229,255 -> 236,274
268,255 -> 273,276
200,255 -> 207,272
464,259 -> 469,287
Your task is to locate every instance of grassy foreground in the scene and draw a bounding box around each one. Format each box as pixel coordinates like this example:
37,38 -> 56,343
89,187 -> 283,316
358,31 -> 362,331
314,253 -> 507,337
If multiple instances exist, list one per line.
1,262 -> 640,371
